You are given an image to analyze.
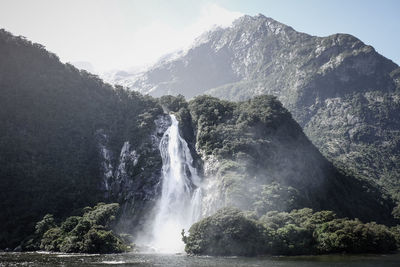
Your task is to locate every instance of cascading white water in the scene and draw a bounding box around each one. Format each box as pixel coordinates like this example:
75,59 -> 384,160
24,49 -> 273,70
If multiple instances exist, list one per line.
150,114 -> 202,252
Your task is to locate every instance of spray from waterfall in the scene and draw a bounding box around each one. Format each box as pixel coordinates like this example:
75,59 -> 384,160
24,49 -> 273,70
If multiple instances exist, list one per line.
149,114 -> 202,252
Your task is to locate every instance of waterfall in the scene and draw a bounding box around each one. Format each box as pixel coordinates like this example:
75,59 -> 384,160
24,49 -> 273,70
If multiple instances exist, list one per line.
150,114 -> 202,252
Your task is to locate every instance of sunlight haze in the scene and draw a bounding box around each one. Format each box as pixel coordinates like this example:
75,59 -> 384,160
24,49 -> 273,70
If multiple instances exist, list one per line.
0,0 -> 398,72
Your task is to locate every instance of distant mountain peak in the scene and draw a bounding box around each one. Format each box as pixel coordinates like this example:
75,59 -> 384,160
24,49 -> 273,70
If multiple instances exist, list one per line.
232,13 -> 296,36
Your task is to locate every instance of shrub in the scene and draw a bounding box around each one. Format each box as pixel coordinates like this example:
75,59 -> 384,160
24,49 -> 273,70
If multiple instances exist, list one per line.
34,214 -> 56,236
183,207 -> 269,256
27,203 -> 127,253
184,207 -> 398,256
314,219 -> 397,253
40,227 -> 63,251
81,228 -> 126,253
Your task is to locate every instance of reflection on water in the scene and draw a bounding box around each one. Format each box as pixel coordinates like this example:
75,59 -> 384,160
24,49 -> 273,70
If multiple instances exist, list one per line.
0,252 -> 400,266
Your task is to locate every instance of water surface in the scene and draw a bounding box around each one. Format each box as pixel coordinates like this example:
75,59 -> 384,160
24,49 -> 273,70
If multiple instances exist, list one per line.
1,252 -> 400,266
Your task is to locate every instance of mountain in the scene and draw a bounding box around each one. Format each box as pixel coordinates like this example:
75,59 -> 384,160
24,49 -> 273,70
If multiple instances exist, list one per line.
116,14 -> 400,203
0,28 -> 397,251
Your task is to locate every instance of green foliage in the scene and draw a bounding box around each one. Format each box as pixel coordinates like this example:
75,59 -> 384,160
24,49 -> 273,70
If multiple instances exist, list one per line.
24,203 -> 127,253
59,235 -> 82,253
60,216 -> 81,233
0,29 -> 163,249
83,202 -> 119,227
305,91 -> 400,204
35,214 -> 56,236
159,94 -> 187,112
315,219 -> 397,253
182,207 -> 268,256
253,183 -> 304,216
392,204 -> 400,220
188,95 -> 396,224
273,224 -> 314,255
70,219 -> 92,238
390,225 -> 400,248
184,208 -> 398,256
40,227 -> 63,251
81,228 -> 126,254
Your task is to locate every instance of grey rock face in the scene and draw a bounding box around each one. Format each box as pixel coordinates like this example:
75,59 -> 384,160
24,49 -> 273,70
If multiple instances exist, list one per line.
97,115 -> 171,200
96,129 -> 114,192
96,115 -> 172,233
152,115 -> 172,150
117,14 -> 400,200
112,141 -> 140,199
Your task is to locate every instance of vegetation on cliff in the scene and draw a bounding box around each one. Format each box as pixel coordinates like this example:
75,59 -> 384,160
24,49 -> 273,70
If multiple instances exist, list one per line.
187,95 -> 396,224
183,207 -> 398,256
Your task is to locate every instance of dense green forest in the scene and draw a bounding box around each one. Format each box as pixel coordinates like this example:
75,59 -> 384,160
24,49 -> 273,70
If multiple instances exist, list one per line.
23,203 -> 127,253
0,29 -> 163,249
183,207 -> 399,256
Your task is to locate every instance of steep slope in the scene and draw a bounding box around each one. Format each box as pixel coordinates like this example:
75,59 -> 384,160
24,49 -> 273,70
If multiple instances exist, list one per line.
0,28 -> 398,252
0,29 -> 166,249
120,14 -> 400,202
183,95 -> 395,224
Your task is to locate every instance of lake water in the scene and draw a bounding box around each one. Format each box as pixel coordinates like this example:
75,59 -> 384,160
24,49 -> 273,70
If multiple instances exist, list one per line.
1,252 -> 399,266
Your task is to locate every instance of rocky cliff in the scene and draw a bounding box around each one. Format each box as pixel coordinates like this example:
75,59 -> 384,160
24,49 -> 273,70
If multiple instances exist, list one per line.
117,14 -> 400,202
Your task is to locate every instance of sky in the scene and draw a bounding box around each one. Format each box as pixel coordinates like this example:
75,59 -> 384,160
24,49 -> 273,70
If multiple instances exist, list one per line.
0,0 -> 399,73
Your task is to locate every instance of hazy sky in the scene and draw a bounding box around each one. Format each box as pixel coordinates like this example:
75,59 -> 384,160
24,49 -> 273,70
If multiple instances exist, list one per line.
0,0 -> 399,72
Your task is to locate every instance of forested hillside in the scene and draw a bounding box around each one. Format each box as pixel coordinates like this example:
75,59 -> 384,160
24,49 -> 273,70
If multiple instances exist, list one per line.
184,95 -> 395,223
0,29 -> 164,248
